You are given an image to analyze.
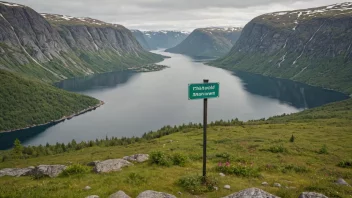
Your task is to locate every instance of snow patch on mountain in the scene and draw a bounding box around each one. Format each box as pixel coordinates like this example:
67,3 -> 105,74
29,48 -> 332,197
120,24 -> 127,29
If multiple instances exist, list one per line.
268,2 -> 352,18
0,1 -> 24,7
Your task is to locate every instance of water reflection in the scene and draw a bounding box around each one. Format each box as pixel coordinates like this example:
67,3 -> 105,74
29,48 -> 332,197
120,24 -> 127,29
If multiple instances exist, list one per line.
0,124 -> 57,150
232,70 -> 349,109
55,70 -> 137,92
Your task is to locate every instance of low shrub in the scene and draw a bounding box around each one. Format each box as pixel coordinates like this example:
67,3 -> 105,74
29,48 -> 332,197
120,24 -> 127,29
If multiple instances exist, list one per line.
177,175 -> 217,194
150,151 -> 189,167
215,152 -> 231,161
60,164 -> 91,177
1,154 -> 8,162
337,160 -> 352,168
124,172 -> 147,185
282,164 -> 309,173
150,151 -> 173,167
264,164 -> 280,171
290,134 -> 295,143
172,153 -> 189,167
318,145 -> 328,154
216,162 -> 260,177
267,145 -> 288,153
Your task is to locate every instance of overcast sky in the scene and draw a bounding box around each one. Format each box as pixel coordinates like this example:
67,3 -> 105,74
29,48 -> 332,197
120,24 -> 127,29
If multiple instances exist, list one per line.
9,0 -> 348,31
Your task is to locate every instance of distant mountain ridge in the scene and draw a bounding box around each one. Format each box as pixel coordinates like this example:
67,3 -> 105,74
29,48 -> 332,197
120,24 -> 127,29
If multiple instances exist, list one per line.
130,30 -> 151,51
165,27 -> 242,58
131,30 -> 189,50
211,2 -> 352,94
0,1 -> 163,82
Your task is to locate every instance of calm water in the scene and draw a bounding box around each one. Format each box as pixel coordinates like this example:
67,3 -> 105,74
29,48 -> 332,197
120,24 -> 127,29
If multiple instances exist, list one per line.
0,50 -> 348,149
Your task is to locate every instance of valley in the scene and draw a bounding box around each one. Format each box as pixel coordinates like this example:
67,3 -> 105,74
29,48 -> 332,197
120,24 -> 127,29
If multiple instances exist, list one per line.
0,50 -> 347,149
0,1 -> 351,198
131,30 -> 189,51
166,27 -> 242,58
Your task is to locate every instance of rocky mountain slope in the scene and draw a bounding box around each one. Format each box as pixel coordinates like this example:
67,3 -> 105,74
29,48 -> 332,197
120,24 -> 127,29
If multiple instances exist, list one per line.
130,30 -> 151,50
0,1 -> 163,82
166,27 -> 242,58
0,69 -> 100,132
135,30 -> 189,50
211,3 -> 352,94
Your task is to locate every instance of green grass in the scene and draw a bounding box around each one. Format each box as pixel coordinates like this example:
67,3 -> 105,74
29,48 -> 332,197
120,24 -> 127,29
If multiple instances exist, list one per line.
0,99 -> 351,197
0,69 -> 100,132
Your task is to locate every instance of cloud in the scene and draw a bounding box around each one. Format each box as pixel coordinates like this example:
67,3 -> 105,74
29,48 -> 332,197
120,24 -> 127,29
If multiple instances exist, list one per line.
8,0 -> 348,31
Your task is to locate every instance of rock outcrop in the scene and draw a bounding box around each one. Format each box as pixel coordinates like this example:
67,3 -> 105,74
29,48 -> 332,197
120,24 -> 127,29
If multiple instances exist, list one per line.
109,190 -> 131,198
0,167 -> 34,177
166,27 -> 242,58
299,192 -> 328,198
0,165 -> 66,178
32,165 -> 67,178
136,190 -> 177,198
85,195 -> 99,198
123,154 -> 149,163
212,2 -> 352,94
222,188 -> 280,198
335,178 -> 350,186
93,159 -> 132,173
0,2 -> 163,82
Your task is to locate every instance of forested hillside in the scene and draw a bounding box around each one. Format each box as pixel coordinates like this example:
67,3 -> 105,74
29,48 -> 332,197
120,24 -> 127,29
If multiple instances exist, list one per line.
0,69 -> 100,132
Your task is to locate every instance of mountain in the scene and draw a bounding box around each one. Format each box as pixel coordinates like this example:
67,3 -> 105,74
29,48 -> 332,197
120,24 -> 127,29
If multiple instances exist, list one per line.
165,27 -> 242,58
139,30 -> 189,50
0,1 -> 163,83
211,3 -> 352,95
0,69 -> 100,132
130,30 -> 151,51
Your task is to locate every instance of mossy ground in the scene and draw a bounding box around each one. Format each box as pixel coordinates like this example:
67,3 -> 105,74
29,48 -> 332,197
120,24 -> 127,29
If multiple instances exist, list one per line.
0,114 -> 351,197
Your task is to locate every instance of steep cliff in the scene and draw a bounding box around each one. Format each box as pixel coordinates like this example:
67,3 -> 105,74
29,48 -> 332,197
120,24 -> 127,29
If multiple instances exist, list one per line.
0,2 -> 163,82
131,30 -> 151,50
142,30 -> 189,50
211,3 -> 352,94
166,27 -> 242,58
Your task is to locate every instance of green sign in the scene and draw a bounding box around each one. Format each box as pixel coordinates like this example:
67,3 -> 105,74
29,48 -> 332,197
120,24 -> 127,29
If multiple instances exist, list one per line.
188,82 -> 220,100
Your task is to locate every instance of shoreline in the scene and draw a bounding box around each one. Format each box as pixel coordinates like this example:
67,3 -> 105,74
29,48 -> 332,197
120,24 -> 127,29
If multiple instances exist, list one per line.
0,101 -> 105,134
207,64 -> 352,97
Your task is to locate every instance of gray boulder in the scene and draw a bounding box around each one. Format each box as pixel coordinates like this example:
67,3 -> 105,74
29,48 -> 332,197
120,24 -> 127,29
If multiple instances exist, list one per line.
94,159 -> 132,173
299,192 -> 328,198
222,188 -> 280,198
85,196 -> 99,198
123,154 -> 149,163
262,182 -> 268,186
0,167 -> 34,177
224,185 -> 231,189
84,186 -> 92,190
136,190 -> 176,198
109,190 -> 131,198
32,165 -> 67,178
273,183 -> 281,188
335,178 -> 349,186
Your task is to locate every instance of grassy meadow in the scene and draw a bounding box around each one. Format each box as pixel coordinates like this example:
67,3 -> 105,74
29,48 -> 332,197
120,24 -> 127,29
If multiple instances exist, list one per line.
0,99 -> 351,198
